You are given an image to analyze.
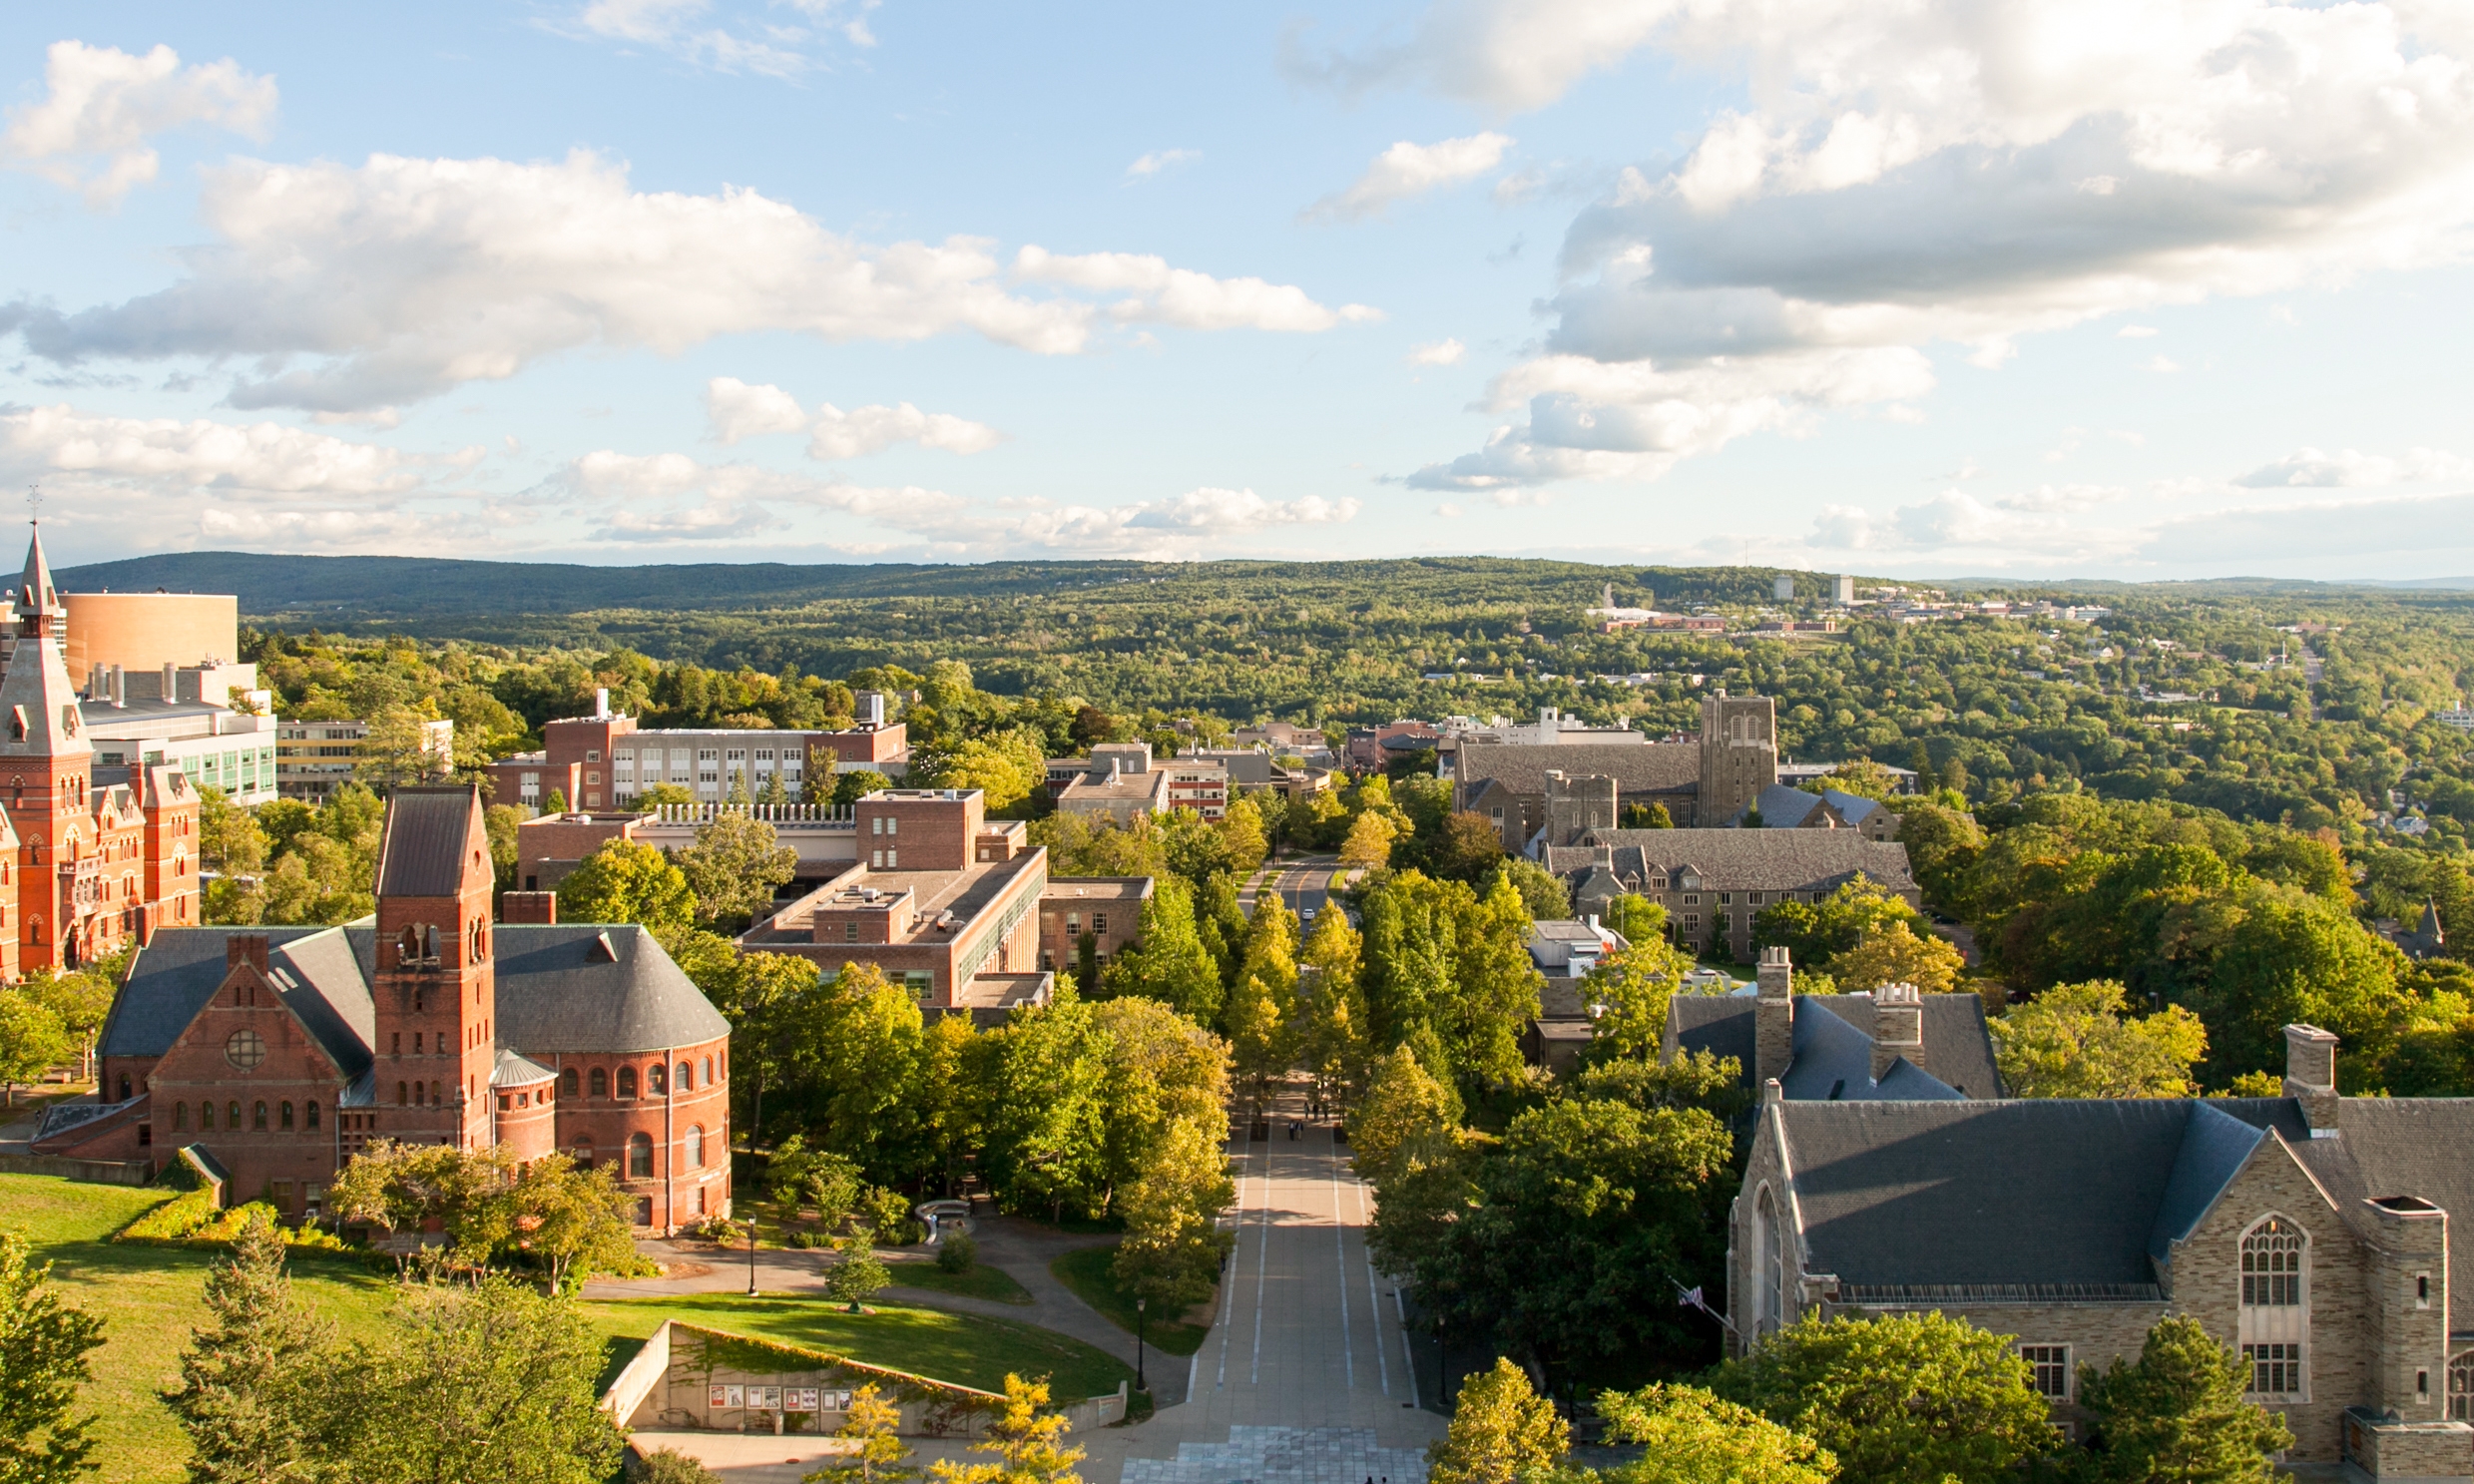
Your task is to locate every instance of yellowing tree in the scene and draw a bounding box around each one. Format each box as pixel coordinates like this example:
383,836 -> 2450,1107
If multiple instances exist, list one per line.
1338,810 -> 1397,872
1993,980 -> 2208,1098
1427,1358 -> 1569,1484
1822,921 -> 1964,995
929,1374 -> 1084,1484
1345,1045 -> 1460,1189
1594,1383 -> 1835,1484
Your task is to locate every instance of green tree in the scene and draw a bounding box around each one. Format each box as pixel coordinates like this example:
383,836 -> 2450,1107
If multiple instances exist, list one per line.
1427,1357 -> 1570,1484
675,811 -> 799,930
801,1382 -> 911,1484
1225,969 -> 1295,1124
165,1209 -> 330,1484
1346,1044 -> 1462,1189
0,991 -> 70,1107
1601,893 -> 1670,948
1427,811 -> 1507,884
555,839 -> 696,944
832,769 -> 894,807
1297,908 -> 1371,1108
197,783 -> 269,925
634,782 -> 696,808
1112,1117 -> 1237,1312
1751,876 -> 1924,965
1105,876 -> 1224,1023
1993,981 -> 2209,1098
320,1278 -> 624,1484
352,704 -> 451,790
788,963 -> 927,1182
1578,942 -> 1701,1062
2077,1316 -> 2291,1484
826,1238 -> 893,1311
1435,872 -> 1544,1090
22,969 -> 114,1081
719,950 -> 820,1147
2190,892 -> 2405,1081
1710,1311 -> 2058,1484
640,1450 -> 727,1484
1591,1382 -> 1836,1484
767,1137 -> 865,1230
1338,810 -> 1397,872
512,1156 -> 640,1289
974,990 -> 1111,1221
0,1230 -> 107,1484
1217,795 -> 1269,876
1503,858 -> 1571,921
483,802 -> 526,890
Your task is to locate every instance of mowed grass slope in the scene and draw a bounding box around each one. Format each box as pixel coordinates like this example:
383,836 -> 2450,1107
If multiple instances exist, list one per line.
4,1175 -> 1135,1484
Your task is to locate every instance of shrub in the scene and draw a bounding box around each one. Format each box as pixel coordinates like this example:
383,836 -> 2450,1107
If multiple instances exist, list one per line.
630,1447 -> 724,1483
117,1188 -> 217,1242
936,1233 -> 977,1273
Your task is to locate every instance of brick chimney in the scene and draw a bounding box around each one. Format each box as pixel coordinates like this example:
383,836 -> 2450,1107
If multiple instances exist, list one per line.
1872,982 -> 1924,1082
499,891 -> 558,925
2283,1023 -> 2340,1132
1755,946 -> 1794,1089
227,935 -> 269,972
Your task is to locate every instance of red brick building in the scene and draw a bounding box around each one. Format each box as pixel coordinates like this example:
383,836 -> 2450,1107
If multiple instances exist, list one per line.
0,526 -> 201,975
38,786 -> 733,1232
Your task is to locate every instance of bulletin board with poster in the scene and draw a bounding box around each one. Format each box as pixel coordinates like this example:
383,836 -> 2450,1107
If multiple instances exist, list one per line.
709,1384 -> 744,1410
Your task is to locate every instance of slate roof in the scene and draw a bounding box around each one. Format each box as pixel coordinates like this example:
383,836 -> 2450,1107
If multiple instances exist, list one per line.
491,1047 -> 558,1088
1781,1001 -> 1963,1103
1546,829 -> 1918,893
375,787 -> 483,897
2294,1098 -> 2474,1336
100,928 -> 369,1078
1741,784 -> 1894,830
1454,742 -> 1702,797
492,924 -> 732,1052
1671,992 -> 1998,1100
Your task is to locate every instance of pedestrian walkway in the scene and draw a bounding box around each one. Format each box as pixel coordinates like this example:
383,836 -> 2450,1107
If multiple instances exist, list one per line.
1122,1426 -> 1429,1484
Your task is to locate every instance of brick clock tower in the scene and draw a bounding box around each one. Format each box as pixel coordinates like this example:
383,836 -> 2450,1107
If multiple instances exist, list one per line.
0,523 -> 97,973
369,788 -> 499,1151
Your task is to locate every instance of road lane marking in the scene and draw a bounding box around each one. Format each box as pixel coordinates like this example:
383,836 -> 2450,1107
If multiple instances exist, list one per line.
1216,1137 -> 1247,1390
1330,1158 -> 1354,1388
1249,1138 -> 1273,1385
1350,1165 -> 1389,1396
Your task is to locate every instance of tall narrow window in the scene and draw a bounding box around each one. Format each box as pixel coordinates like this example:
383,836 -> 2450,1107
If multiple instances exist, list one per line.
305,1101 -> 319,1130
173,1101 -> 188,1131
2239,1216 -> 2309,1401
687,1125 -> 705,1168
2449,1351 -> 2474,1421
628,1132 -> 655,1179
1754,1187 -> 1784,1335
591,1067 -> 610,1098
562,1068 -> 579,1099
617,1067 -> 637,1099
677,1061 -> 693,1092
648,1064 -> 668,1096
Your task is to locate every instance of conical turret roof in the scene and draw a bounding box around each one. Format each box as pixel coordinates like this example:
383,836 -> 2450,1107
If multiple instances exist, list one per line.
0,524 -> 88,758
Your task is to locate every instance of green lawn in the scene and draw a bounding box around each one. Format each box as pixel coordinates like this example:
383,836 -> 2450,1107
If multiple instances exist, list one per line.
883,1257 -> 1036,1305
1,1173 -> 401,1484
2,1174 -> 1134,1484
578,1292 -> 1134,1400
1048,1244 -> 1213,1357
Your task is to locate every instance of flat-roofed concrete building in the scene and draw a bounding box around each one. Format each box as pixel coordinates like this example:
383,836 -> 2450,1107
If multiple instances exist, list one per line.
1038,876 -> 1152,975
738,788 -> 1052,1023
484,691 -> 909,812
276,717 -> 451,801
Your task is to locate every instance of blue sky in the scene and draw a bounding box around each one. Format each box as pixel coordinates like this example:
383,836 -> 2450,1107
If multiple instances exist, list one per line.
6,0 -> 2474,579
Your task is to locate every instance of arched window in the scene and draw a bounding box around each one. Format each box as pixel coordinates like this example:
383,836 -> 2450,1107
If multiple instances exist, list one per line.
279,1101 -> 294,1130
677,1061 -> 693,1092
617,1067 -> 638,1099
252,1101 -> 268,1131
305,1101 -> 319,1130
1755,1186 -> 1786,1335
398,1081 -> 410,1105
2450,1351 -> 2474,1421
118,1073 -> 132,1101
590,1067 -> 609,1098
431,1081 -> 442,1106
687,1125 -> 705,1168
173,1101 -> 188,1131
703,1056 -> 714,1086
229,1101 -> 243,1129
200,1101 -> 216,1130
2239,1216 -> 2309,1400
572,1139 -> 594,1166
628,1132 -> 654,1179
562,1068 -> 580,1099
648,1064 -> 668,1096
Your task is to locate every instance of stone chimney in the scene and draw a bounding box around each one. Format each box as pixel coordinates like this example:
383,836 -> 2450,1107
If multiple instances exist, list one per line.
1872,982 -> 1924,1081
227,935 -> 269,973
1755,946 -> 1794,1089
2362,1196 -> 2450,1419
2283,1023 -> 2341,1132
499,891 -> 558,925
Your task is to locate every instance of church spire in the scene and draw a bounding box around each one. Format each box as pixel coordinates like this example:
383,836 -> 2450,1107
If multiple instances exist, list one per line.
0,516 -> 87,758
16,505 -> 63,641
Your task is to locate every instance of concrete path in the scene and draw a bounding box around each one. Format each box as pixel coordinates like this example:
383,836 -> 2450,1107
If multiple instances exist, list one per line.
693,1086 -> 1445,1483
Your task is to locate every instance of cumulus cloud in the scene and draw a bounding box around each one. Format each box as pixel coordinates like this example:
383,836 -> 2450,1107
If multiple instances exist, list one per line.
1127,149 -> 1200,179
2,41 -> 275,206
0,151 -> 1369,411
0,403 -> 426,496
1385,0 -> 2474,494
1406,338 -> 1466,365
2234,447 -> 2474,488
703,376 -> 1005,457
1305,133 -> 1513,221
1281,2 -> 1672,113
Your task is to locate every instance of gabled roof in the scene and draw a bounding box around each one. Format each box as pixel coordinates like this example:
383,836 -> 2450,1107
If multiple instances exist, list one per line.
1549,829 -> 1917,893
375,787 -> 484,897
103,927 -> 366,1064
1781,1000 -> 1963,1103
1454,742 -> 1701,797
2294,1098 -> 2474,1336
1775,1097 -> 2309,1292
1669,991 -> 1999,1099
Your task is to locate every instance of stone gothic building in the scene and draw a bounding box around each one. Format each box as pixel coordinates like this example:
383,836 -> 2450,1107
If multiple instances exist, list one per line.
35,786 -> 732,1232
0,525 -> 201,975
1731,1025 -> 2474,1478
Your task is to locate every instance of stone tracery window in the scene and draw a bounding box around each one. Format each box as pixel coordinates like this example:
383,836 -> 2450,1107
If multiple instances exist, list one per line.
2450,1351 -> 2474,1421
1754,1185 -> 1785,1336
2239,1215 -> 2308,1401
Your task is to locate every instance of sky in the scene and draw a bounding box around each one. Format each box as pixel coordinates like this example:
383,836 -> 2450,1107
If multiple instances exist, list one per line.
5,1 -> 2474,581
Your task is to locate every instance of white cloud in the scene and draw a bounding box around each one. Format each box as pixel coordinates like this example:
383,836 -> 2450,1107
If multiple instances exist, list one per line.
1394,0 -> 2474,493
1305,133 -> 1513,222
706,376 -> 1008,458
1,403 -> 422,496
0,151 -> 1367,411
1406,338 -> 1466,366
1127,149 -> 1201,179
565,0 -> 876,77
2117,324 -> 2159,337
1012,247 -> 1380,331
2233,447 -> 2474,488
2,41 -> 275,206
2145,355 -> 2183,373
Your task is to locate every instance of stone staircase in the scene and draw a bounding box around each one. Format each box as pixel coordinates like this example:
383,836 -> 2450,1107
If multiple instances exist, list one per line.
1120,1427 -> 1430,1484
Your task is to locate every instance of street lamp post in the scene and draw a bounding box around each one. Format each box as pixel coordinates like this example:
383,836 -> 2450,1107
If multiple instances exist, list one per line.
1135,1296 -> 1148,1392
746,1216 -> 759,1296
